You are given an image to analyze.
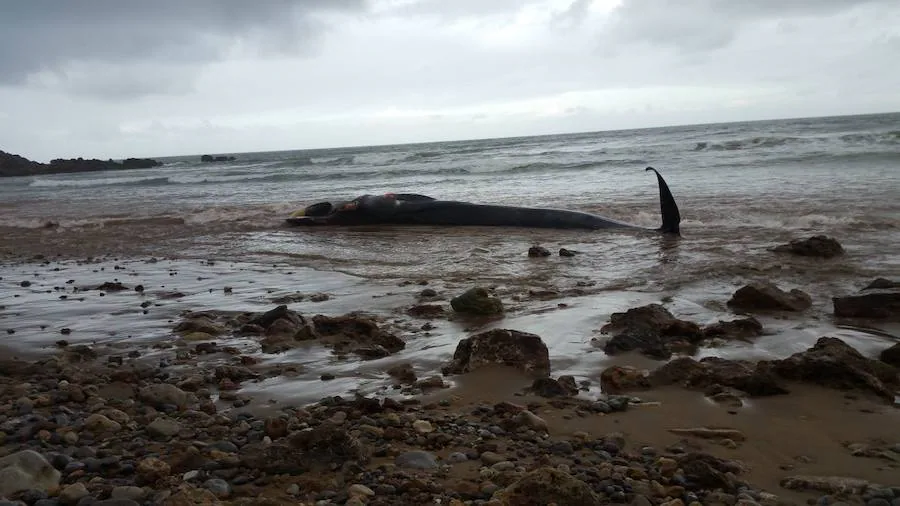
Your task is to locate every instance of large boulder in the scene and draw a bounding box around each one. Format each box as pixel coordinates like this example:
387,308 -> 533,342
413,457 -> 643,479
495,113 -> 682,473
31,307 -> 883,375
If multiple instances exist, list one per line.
833,279 -> 900,320
769,337 -> 899,401
441,329 -> 550,377
727,281 -> 812,312
492,467 -> 602,505
450,287 -> 504,316
599,304 -> 702,360
0,450 -> 61,498
772,235 -> 844,258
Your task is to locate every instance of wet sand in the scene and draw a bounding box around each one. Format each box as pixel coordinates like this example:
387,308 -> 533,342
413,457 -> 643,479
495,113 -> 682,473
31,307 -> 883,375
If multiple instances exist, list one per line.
2,248 -> 899,505
431,366 -> 900,505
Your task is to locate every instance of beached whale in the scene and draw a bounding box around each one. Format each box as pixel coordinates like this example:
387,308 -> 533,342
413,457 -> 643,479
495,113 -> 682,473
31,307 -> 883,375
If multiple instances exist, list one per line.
285,166 -> 682,235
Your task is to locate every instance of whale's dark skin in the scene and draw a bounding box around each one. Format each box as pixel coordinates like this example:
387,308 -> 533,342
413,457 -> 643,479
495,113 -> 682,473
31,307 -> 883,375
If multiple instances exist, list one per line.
286,167 -> 682,235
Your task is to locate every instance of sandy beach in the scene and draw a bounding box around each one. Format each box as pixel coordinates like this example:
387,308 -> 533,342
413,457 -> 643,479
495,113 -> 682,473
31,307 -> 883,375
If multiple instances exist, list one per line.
1,238 -> 898,506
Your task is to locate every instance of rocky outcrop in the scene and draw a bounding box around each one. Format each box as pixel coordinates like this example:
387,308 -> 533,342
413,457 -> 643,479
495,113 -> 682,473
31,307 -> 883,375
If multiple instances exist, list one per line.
649,337 -> 900,402
200,154 -> 236,163
772,235 -> 844,258
649,357 -> 788,397
599,304 -> 702,360
450,287 -> 504,316
1,150 -> 162,177
770,337 -> 899,401
172,306 -> 405,359
441,329 -> 550,377
833,279 -> 900,320
727,281 -> 812,312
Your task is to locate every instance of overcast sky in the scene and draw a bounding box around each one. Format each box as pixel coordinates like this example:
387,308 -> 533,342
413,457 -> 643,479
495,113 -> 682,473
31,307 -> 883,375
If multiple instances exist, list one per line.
2,0 -> 898,161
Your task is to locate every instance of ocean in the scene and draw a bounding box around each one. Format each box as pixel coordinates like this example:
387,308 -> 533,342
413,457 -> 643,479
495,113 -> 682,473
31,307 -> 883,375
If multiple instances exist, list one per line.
1,112 -> 898,404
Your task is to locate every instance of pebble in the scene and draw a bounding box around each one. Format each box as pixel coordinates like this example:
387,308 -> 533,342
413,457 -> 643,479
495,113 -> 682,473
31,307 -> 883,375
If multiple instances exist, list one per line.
59,482 -> 90,504
348,484 -> 375,497
395,451 -> 438,469
412,420 -> 433,433
203,478 -> 231,498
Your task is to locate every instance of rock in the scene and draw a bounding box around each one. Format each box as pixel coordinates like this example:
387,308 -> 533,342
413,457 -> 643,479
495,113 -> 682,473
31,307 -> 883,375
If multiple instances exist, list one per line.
59,482 -> 89,504
407,304 -> 445,318
529,376 -> 578,397
138,383 -> 193,409
493,466 -> 602,505
349,484 -> 375,498
528,246 -> 551,257
450,287 -> 504,316
387,363 -> 417,384
147,417 -> 182,440
395,451 -> 438,470
772,235 -> 844,258
311,314 -> 406,358
702,317 -> 764,340
600,366 -> 651,394
833,283 -> 900,320
84,413 -> 122,432
200,154 -> 236,163
769,337 -> 900,401
242,424 -> 368,474
110,486 -> 145,501
173,315 -> 225,336
161,484 -> 218,505
412,420 -> 434,434
600,304 -> 702,359
559,248 -> 577,257
650,357 -> 789,397
864,278 -> 900,290
780,475 -> 871,494
727,281 -> 812,312
136,457 -> 170,485
678,452 -> 745,491
441,329 -> 550,377
0,450 -> 61,498
513,410 -> 548,432
203,478 -> 231,499
880,344 -> 900,367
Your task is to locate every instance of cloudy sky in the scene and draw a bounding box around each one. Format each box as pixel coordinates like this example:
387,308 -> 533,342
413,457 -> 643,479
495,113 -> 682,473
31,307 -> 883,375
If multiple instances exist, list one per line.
2,0 -> 898,161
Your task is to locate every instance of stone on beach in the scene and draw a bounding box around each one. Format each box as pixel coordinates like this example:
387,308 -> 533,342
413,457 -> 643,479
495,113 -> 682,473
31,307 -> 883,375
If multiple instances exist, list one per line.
492,467 -> 603,505
772,235 -> 845,258
450,286 -> 504,316
0,450 -> 61,498
599,304 -> 702,360
441,328 -> 551,377
833,279 -> 900,319
727,281 -> 812,312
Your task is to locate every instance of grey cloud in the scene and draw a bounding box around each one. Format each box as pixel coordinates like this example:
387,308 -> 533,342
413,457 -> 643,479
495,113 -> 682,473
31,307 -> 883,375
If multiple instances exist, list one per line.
599,0 -> 891,53
0,0 -> 366,87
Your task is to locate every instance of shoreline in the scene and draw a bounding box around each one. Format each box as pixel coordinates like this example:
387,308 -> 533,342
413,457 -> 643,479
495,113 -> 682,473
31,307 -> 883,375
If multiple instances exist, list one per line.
2,250 -> 899,505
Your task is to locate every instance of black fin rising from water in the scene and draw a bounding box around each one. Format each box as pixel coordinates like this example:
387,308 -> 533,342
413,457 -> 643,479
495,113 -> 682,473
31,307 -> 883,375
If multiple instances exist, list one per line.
645,167 -> 681,235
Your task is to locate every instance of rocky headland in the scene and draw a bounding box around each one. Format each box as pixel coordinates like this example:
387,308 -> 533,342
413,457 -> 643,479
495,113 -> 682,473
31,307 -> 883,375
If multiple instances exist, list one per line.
0,151 -> 162,177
